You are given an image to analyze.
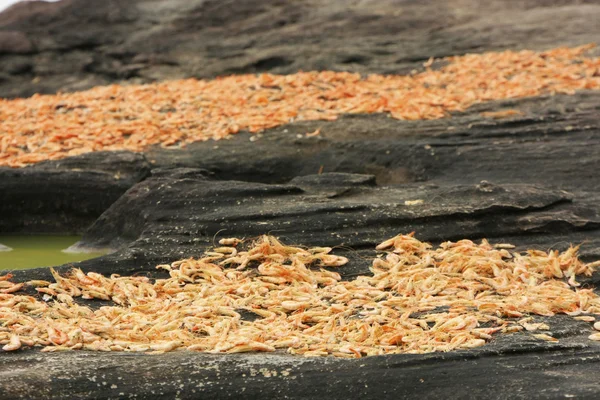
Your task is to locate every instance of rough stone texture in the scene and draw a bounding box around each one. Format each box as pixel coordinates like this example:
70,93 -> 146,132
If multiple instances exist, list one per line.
1,0 -> 600,98
0,151 -> 150,234
3,90 -> 600,399
4,336 -> 600,399
63,173 -> 593,270
145,91 -> 600,190
0,30 -> 32,54
2,0 -> 600,399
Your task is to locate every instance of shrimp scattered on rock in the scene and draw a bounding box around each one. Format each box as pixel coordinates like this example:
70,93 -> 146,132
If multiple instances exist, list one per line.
2,233 -> 600,357
1,45 -> 599,167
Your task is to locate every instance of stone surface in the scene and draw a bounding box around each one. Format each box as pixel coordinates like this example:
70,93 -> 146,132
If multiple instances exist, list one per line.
62,173 -> 592,272
1,0 -> 600,399
4,90 -> 600,398
0,151 -> 150,234
1,0 -> 600,98
145,91 -> 600,191
0,30 -> 32,54
4,336 -> 600,399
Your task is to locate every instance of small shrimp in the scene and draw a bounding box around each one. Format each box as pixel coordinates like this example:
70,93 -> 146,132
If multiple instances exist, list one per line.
318,255 -> 348,267
211,247 -> 237,256
72,269 -> 99,286
376,238 -> 396,251
494,244 -> 516,249
47,327 -> 68,345
219,238 -> 243,246
2,334 -> 21,351
127,344 -> 151,352
460,339 -> 486,349
533,333 -> 558,342
0,282 -> 23,294
148,341 -> 181,353
56,293 -> 74,304
574,316 -> 595,322
281,301 -> 309,311
36,287 -> 57,296
41,345 -> 78,352
222,341 -> 275,353
589,333 -> 600,341
26,280 -> 51,287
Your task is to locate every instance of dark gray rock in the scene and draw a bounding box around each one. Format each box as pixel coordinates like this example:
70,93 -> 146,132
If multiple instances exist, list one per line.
1,0 -> 600,98
5,164 -> 600,399
2,78 -> 600,400
71,172 -> 579,259
2,0 -> 600,398
0,30 -> 32,54
0,151 -> 150,234
3,56 -> 32,74
289,172 -> 376,188
4,337 -> 600,400
145,91 -> 600,191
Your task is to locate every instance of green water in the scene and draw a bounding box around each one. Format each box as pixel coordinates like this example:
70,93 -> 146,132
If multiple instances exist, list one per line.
0,236 -> 106,270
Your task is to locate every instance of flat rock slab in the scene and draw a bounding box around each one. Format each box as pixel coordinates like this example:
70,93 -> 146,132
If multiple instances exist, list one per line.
62,172 -> 594,272
2,1 -> 600,399
4,337 -> 600,399
0,151 -> 150,234
1,0 -> 600,98
2,91 -> 600,400
144,91 -> 600,190
2,93 -> 600,400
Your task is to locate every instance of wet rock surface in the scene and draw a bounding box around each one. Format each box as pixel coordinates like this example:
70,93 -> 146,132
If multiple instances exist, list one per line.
2,0 -> 600,399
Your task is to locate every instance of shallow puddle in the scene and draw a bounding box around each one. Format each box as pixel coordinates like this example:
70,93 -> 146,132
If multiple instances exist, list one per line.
0,236 -> 106,270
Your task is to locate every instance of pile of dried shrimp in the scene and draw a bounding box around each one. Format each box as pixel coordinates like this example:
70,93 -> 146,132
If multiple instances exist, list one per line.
1,44 -> 599,167
2,233 -> 600,357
